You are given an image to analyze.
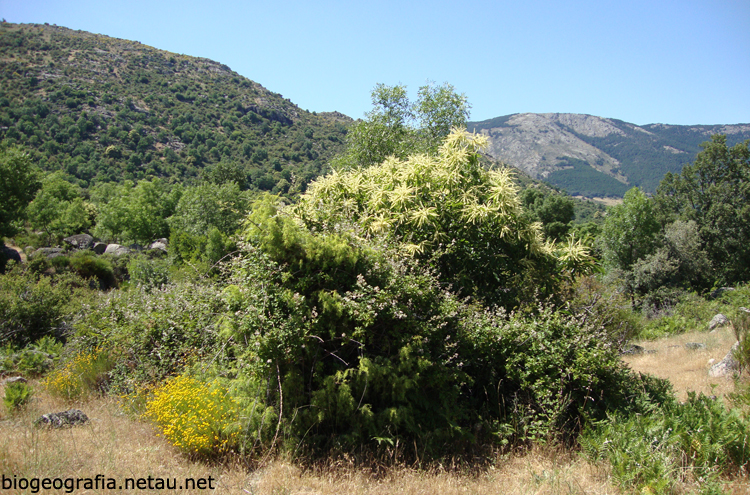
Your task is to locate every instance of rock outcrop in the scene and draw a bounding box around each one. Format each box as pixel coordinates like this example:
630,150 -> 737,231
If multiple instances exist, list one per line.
35,409 -> 89,428
708,342 -> 740,378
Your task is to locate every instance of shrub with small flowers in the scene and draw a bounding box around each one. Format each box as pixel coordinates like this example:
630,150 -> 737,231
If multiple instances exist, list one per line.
43,347 -> 115,400
145,375 -> 240,457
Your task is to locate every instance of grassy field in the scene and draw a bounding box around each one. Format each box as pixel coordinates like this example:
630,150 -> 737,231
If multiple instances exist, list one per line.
1,325 -> 748,494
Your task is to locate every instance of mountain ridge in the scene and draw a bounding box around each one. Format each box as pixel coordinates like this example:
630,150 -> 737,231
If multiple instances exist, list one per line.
3,22 -> 748,200
469,113 -> 750,197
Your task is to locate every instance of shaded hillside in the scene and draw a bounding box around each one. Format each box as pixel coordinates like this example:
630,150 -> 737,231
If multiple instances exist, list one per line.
0,22 -> 351,195
469,113 -> 750,197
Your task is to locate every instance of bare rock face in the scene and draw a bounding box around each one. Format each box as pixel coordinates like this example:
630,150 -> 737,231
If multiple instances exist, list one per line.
708,314 -> 730,331
475,113 -> 628,181
35,409 -> 89,428
63,234 -> 95,250
708,342 -> 740,378
149,238 -> 168,252
93,242 -> 108,255
104,244 -> 131,256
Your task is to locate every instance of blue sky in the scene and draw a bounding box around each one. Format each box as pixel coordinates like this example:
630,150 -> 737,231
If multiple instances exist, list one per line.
2,0 -> 748,125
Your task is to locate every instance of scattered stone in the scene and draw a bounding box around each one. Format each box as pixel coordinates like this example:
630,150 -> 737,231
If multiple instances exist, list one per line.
4,376 -> 27,385
741,307 -> 750,314
708,314 -> 729,331
708,358 -> 716,366
104,244 -> 130,256
35,409 -> 89,428
621,344 -> 646,355
685,342 -> 706,350
148,239 -> 168,252
32,247 -> 64,259
63,233 -> 94,250
93,242 -> 108,255
708,342 -> 740,377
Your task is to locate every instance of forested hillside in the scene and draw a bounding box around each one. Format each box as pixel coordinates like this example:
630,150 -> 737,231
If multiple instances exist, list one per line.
0,22 -> 350,195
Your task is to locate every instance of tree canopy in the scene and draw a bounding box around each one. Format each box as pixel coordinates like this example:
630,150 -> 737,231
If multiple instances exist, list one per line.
333,82 -> 470,169
655,134 -> 750,285
0,146 -> 40,238
599,187 -> 661,273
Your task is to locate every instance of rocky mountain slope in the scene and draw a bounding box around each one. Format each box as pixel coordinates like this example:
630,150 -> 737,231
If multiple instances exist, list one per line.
469,113 -> 750,197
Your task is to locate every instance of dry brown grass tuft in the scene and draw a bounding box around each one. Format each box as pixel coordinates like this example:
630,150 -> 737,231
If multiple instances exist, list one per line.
624,325 -> 739,401
244,446 -> 619,495
0,384 -> 620,494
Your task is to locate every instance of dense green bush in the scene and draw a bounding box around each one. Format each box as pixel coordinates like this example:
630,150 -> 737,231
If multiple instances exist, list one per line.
126,255 -> 170,290
71,281 -> 225,389
3,381 -> 34,412
0,268 -> 84,346
582,394 -> 750,494
213,198 -> 669,459
67,251 -> 115,289
563,275 -> 642,346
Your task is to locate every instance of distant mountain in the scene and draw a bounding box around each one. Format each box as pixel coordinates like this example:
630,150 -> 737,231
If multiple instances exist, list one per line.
0,22 -> 351,195
468,113 -> 750,198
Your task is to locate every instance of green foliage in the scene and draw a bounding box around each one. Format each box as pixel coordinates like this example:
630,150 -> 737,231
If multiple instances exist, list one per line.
92,179 -> 180,244
296,130 -> 565,308
0,23 -> 347,193
655,135 -> 750,285
463,306 -> 669,444
126,255 -> 170,290
544,157 -> 629,198
71,281 -> 225,389
582,394 -> 750,494
14,335 -> 63,376
67,251 -> 116,289
26,171 -> 93,243
212,197 -> 666,460
333,82 -> 469,168
564,276 -> 642,346
3,381 -> 33,411
167,181 -> 250,237
0,267 -> 83,346
415,82 -> 472,151
600,187 -> 660,273
520,187 -> 575,240
0,145 -> 40,238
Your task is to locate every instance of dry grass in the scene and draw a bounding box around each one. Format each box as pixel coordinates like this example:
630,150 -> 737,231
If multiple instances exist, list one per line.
0,384 -> 620,494
2,326 -> 744,494
623,324 -> 739,401
0,387 -> 235,494
246,448 -> 620,495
